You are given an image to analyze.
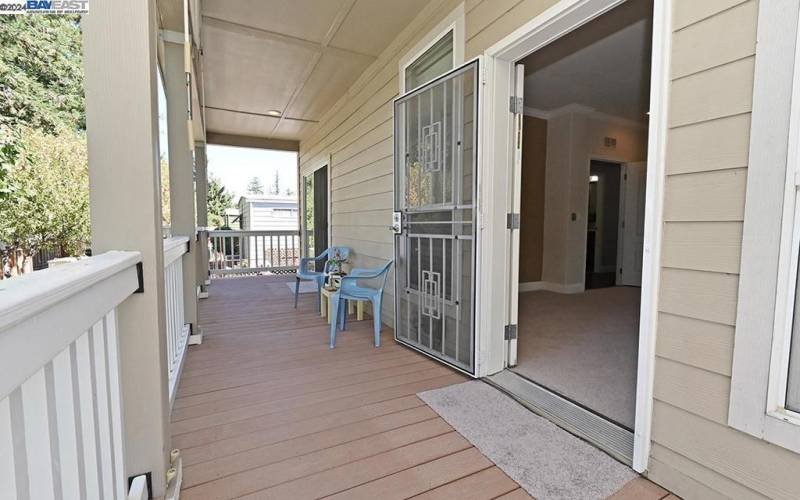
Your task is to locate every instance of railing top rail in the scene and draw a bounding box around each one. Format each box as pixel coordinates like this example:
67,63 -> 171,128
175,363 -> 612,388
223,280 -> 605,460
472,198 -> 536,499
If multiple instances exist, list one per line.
163,235 -> 190,266
0,250 -> 141,332
208,230 -> 300,237
0,251 -> 141,399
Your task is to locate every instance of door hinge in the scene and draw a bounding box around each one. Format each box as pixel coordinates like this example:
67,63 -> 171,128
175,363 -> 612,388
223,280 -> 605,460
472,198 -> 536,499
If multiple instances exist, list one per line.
504,324 -> 518,340
509,96 -> 523,114
507,213 -> 520,230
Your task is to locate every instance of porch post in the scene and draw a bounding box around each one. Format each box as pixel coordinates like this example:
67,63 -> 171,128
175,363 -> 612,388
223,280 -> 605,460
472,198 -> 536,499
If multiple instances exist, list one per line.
195,141 -> 210,294
83,0 -> 170,496
163,36 -> 199,328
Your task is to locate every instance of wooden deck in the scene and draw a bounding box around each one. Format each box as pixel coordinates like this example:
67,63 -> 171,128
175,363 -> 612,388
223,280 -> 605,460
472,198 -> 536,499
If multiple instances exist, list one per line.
173,275 -> 531,499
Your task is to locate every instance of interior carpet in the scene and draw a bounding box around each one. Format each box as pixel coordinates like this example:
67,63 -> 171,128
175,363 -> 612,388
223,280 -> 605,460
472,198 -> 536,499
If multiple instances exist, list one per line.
419,380 -> 637,500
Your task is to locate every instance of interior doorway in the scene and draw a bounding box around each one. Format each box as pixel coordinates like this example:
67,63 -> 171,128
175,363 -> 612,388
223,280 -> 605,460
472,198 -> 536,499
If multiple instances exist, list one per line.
489,0 -> 655,465
586,160 -> 621,289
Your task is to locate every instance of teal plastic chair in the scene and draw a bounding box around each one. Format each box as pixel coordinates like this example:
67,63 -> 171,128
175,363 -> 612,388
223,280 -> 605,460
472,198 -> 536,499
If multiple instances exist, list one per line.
294,247 -> 350,308
329,260 -> 393,349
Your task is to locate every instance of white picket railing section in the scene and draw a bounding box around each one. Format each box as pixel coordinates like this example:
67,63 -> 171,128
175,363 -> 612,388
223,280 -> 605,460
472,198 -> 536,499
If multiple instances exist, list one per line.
163,236 -> 190,406
208,230 -> 300,276
0,251 -> 142,500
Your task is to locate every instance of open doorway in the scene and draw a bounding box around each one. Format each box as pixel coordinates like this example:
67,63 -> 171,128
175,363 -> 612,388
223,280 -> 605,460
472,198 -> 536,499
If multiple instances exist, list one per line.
500,0 -> 653,456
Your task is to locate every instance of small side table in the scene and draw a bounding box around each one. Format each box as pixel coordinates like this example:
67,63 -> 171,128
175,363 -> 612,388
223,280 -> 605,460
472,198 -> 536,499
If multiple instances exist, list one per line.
320,287 -> 365,323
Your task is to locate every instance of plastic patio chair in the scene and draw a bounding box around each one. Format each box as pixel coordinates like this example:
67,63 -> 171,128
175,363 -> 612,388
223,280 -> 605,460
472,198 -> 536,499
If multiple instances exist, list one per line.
328,260 -> 393,349
294,247 -> 350,308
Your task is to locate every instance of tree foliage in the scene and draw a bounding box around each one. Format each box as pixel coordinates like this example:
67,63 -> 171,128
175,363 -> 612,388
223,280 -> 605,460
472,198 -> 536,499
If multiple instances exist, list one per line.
270,170 -> 280,195
0,16 -> 84,135
0,129 -> 90,272
207,175 -> 233,228
0,15 -> 87,275
246,176 -> 264,195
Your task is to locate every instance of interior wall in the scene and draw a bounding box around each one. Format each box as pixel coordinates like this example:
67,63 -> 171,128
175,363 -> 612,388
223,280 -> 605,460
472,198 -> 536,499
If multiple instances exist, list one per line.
519,116 -> 548,283
541,110 -> 647,290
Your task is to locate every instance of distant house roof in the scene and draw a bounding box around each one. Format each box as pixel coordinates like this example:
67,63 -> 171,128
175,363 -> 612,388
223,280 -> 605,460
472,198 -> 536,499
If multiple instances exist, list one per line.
237,195 -> 298,206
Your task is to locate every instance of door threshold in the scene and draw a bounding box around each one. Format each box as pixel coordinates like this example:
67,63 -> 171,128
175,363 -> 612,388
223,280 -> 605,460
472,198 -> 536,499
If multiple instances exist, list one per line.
485,370 -> 633,465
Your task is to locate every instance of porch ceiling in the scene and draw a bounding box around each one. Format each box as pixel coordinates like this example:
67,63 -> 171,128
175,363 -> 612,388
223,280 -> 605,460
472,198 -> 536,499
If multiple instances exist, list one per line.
201,0 -> 428,142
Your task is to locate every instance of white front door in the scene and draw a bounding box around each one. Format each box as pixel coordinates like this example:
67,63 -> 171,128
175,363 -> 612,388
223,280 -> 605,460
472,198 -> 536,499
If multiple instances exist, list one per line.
618,162 -> 647,286
393,60 -> 480,374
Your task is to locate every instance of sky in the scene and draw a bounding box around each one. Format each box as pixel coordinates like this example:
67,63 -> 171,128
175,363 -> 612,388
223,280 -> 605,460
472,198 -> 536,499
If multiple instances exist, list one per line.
156,68 -> 297,202
207,145 -> 298,201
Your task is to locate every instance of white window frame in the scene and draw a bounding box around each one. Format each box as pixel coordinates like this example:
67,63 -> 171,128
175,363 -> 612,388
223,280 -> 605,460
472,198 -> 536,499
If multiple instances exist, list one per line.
398,2 -> 465,94
729,0 -> 800,454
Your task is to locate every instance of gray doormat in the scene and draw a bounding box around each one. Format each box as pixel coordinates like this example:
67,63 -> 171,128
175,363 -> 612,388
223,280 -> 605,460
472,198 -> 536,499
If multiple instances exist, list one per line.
418,381 -> 637,500
286,281 -> 318,294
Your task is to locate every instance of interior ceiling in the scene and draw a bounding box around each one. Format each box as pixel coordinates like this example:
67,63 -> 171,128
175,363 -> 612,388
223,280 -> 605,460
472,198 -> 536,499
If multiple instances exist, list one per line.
201,0 -> 429,142
522,0 -> 653,123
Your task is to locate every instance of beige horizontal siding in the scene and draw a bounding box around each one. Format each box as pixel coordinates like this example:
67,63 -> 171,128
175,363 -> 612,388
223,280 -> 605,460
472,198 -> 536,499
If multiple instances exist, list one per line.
665,113 -> 750,175
661,221 -> 742,273
655,313 -> 734,377
649,444 -> 766,500
650,1 -> 800,499
672,0 -> 749,31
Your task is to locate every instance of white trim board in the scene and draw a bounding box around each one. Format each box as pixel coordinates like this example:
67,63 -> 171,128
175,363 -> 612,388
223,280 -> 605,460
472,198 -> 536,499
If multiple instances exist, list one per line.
729,0 -> 800,454
518,281 -> 584,294
478,0 -> 671,474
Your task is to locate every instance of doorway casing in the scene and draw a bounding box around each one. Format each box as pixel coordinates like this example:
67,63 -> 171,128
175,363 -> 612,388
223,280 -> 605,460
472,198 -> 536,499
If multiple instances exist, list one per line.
476,0 -> 672,473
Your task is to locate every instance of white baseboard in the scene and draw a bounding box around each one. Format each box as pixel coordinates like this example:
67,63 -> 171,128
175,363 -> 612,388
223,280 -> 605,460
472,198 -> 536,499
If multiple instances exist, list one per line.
518,281 -> 585,294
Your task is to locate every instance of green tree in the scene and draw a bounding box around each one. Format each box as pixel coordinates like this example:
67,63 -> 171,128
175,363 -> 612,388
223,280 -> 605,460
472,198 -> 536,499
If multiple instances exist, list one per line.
0,129 -> 89,275
207,175 -> 233,229
0,16 -> 87,276
270,170 -> 280,195
0,15 -> 85,142
246,176 -> 264,195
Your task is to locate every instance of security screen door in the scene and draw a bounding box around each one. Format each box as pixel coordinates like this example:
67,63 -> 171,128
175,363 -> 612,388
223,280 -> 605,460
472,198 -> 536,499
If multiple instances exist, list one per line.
393,60 -> 478,374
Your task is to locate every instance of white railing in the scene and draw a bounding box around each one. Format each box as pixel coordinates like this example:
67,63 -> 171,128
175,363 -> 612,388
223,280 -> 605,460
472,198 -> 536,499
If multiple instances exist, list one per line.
163,236 -> 190,406
208,230 -> 300,277
0,251 -> 142,500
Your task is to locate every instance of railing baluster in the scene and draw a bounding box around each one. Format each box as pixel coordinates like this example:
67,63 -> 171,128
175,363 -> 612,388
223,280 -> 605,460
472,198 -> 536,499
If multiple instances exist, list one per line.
0,252 -> 140,498
206,230 -> 301,277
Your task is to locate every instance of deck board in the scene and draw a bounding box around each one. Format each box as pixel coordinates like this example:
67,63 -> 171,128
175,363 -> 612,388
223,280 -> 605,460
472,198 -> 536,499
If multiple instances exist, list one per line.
174,276 -> 515,499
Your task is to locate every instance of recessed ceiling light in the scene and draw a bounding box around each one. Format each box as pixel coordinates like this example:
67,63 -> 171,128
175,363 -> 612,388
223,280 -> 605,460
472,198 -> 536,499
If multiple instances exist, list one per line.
266,110 -> 282,117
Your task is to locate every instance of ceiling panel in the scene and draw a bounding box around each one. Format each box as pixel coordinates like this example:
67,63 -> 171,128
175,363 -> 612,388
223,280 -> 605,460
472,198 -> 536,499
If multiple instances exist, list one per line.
286,49 -> 374,122
205,107 -> 281,137
271,120 -> 316,140
201,0 -> 426,143
522,0 -> 652,122
202,0 -> 348,44
330,0 -> 430,57
203,22 -> 317,113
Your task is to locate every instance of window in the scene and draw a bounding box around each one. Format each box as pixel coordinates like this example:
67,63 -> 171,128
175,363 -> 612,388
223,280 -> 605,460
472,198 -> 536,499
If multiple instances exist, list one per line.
729,1 -> 800,453
404,30 -> 454,92
774,58 -> 800,416
788,277 -> 800,412
398,3 -> 464,94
